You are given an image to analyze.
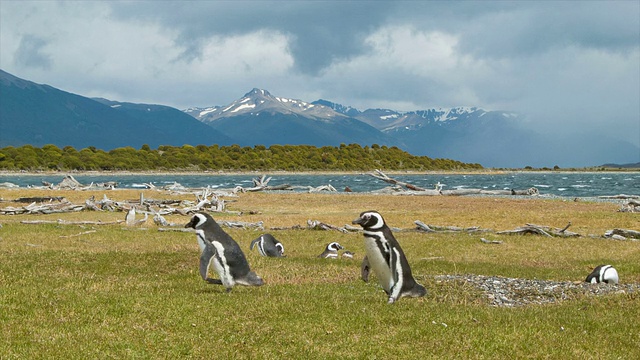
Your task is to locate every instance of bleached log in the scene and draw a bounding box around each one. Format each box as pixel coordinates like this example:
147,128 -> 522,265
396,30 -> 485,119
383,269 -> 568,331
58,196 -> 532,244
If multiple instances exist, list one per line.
153,213 -> 170,226
497,225 -> 553,237
134,213 -> 148,226
60,230 -> 97,238
480,238 -> 503,244
415,220 -> 487,233
524,223 -> 580,237
219,220 -> 264,230
605,228 -> 640,240
158,227 -> 195,233
440,189 -> 482,196
619,200 -> 640,213
368,169 -> 429,191
599,194 -> 640,200
21,219 -> 124,225
414,220 -> 435,232
307,219 -> 348,233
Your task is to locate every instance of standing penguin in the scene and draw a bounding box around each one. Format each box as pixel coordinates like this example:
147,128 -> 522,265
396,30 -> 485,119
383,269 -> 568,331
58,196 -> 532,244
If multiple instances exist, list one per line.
250,233 -> 285,257
353,210 -> 427,303
185,212 -> 264,292
318,242 -> 344,259
585,264 -> 619,284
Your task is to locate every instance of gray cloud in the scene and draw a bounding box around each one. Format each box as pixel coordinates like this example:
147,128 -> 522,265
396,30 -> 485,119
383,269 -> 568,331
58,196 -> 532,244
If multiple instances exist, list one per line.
14,34 -> 52,70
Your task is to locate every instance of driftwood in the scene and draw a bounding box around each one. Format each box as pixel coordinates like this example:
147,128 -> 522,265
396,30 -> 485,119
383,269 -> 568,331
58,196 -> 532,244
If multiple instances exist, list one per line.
307,220 -> 348,233
158,220 -> 264,231
619,199 -> 640,213
599,194 -> 640,200
368,170 -> 428,191
480,238 -> 503,244
21,219 -> 124,225
604,228 -> 640,241
368,170 -> 538,196
60,230 -> 97,238
1,199 -> 85,215
219,220 -> 264,230
415,220 -> 488,233
496,222 -> 579,237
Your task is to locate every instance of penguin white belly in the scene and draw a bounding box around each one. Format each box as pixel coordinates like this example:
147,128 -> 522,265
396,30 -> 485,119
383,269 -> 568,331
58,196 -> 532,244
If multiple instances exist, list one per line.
211,241 -> 235,287
363,238 -> 394,292
196,230 -> 207,252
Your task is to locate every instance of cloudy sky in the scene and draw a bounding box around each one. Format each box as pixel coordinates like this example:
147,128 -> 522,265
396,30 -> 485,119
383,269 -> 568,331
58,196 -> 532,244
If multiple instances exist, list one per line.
1,0 -> 639,153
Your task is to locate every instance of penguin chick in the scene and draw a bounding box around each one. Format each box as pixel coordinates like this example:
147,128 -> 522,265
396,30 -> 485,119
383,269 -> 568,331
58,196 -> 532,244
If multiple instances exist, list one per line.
250,233 -> 285,257
318,242 -> 344,259
585,264 -> 619,284
353,210 -> 427,303
185,212 -> 264,292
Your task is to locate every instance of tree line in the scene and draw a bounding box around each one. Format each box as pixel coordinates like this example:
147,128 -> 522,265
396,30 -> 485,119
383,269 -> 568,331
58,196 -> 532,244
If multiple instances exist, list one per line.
0,144 -> 483,171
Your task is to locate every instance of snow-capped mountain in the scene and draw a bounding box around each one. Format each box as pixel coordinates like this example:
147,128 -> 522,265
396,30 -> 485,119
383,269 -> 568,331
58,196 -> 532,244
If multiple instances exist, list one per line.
313,99 -> 520,133
185,90 -> 638,167
186,88 -> 401,149
190,88 -> 346,123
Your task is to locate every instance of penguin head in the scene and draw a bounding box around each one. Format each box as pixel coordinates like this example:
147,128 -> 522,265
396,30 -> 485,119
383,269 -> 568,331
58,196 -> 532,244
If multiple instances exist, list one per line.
326,242 -> 344,251
352,211 -> 385,230
275,242 -> 285,256
185,213 -> 209,229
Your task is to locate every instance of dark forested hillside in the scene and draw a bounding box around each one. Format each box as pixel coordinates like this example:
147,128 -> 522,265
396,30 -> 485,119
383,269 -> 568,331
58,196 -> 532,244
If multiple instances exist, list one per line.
0,144 -> 482,172
0,70 -> 235,149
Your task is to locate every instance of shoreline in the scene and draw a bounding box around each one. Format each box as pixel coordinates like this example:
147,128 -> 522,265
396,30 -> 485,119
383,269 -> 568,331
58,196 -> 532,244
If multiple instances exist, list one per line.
1,169 -> 638,177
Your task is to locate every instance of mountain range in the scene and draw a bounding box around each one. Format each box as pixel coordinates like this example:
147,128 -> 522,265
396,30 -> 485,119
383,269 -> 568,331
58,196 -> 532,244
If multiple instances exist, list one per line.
2,69 -> 638,168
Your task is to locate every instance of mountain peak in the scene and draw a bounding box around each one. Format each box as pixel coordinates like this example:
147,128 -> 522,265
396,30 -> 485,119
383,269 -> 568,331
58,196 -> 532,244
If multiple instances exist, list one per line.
244,88 -> 272,98
193,89 -> 346,123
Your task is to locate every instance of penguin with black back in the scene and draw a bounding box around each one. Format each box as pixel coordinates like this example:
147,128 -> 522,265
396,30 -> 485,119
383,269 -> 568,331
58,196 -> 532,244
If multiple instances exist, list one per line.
250,233 -> 285,257
318,242 -> 344,259
353,210 -> 427,303
185,212 -> 264,292
585,264 -> 619,284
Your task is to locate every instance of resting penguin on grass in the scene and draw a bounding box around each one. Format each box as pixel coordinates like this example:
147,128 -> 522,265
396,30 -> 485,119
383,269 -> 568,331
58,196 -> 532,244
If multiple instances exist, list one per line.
585,264 -> 619,285
318,242 -> 344,259
353,210 -> 427,304
185,212 -> 264,292
250,233 -> 285,257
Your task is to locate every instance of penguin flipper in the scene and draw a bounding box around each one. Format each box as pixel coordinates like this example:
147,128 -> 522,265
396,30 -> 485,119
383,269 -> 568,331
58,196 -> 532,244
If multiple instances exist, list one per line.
361,256 -> 370,283
199,246 -> 216,282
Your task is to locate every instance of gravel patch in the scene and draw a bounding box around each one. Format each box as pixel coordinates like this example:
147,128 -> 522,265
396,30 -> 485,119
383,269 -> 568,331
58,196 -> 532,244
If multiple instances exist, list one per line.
435,274 -> 640,307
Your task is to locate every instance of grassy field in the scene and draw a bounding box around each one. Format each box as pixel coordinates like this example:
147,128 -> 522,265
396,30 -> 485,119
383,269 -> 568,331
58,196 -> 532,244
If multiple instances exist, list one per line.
1,188 -> 639,359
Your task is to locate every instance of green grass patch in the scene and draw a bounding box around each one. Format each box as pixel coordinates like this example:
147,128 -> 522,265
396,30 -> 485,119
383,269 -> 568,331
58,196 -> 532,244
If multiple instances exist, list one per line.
1,191 -> 639,358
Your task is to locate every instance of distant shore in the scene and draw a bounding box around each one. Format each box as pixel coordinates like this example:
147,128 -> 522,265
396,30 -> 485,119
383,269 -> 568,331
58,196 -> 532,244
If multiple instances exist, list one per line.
1,168 -> 638,177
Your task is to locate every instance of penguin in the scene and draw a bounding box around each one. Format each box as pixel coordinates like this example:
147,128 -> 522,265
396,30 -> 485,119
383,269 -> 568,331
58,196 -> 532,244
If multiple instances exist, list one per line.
585,264 -> 619,284
341,250 -> 355,259
318,242 -> 344,259
353,210 -> 427,303
250,233 -> 285,257
185,212 -> 264,292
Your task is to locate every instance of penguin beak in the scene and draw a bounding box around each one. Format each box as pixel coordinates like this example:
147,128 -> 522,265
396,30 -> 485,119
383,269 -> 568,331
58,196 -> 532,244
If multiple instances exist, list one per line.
352,216 -> 364,225
185,218 -> 196,228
